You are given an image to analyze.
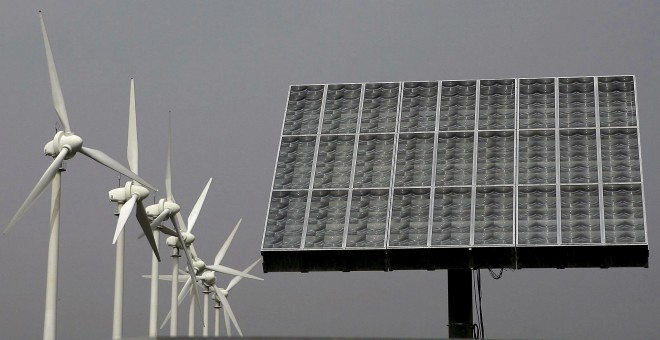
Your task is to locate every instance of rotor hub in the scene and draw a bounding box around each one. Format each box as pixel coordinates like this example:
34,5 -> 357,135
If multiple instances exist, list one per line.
145,199 -> 180,219
162,201 -> 180,215
108,181 -> 149,203
44,131 -> 82,159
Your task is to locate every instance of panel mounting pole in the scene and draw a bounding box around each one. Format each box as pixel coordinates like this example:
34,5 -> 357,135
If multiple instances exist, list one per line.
447,269 -> 473,338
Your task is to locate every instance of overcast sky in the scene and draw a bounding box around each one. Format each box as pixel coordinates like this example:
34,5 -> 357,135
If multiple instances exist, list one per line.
1,1 -> 659,339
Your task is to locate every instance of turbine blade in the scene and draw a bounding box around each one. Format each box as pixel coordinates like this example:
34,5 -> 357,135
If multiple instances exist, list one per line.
216,286 -> 242,336
214,218 -> 242,265
157,226 -> 178,237
171,214 -> 204,325
206,264 -> 263,281
141,275 -> 187,282
227,258 -> 262,291
165,111 -> 172,201
4,148 -> 68,234
223,297 -> 231,337
187,178 -> 212,233
137,200 -> 160,261
113,194 -> 137,244
39,11 -> 70,132
149,209 -> 170,230
189,244 -> 199,261
159,308 -> 171,330
175,208 -> 188,233
127,78 -> 138,174
177,277 -> 193,306
159,276 -> 193,329
80,146 -> 157,191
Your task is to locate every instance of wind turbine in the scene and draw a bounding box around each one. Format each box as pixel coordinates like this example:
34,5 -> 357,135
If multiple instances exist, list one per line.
3,12 -> 157,340
154,218 -> 263,335
151,258 -> 262,337
144,111 -> 204,336
107,78 -> 160,339
211,258 -> 263,337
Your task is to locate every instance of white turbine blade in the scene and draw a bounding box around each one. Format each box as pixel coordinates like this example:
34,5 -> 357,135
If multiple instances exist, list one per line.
214,218 -> 242,265
80,146 -> 157,191
215,286 -> 242,337
39,11 -> 70,132
174,206 -> 188,233
113,194 -> 137,244
4,148 -> 69,234
171,215 -> 204,324
189,244 -> 199,261
149,209 -> 170,230
137,200 -> 160,261
157,226 -> 178,237
227,258 -> 262,291
159,277 -> 193,329
142,275 -> 187,282
187,178 -> 212,233
165,111 -> 172,201
223,299 -> 231,337
206,264 -> 263,281
177,277 -> 193,305
127,78 -> 138,174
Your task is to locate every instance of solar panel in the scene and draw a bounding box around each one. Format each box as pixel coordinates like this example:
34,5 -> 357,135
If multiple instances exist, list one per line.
262,76 -> 648,272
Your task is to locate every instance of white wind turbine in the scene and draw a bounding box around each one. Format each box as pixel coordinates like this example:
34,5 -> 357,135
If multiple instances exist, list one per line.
145,112 -> 204,336
2,12 -> 157,340
211,258 -> 263,337
154,218 -> 263,336
107,78 -> 160,339
151,258 -> 262,337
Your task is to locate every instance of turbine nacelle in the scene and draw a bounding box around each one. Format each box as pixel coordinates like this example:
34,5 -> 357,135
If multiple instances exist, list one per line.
108,181 -> 149,203
199,270 -> 216,287
145,199 -> 180,220
193,258 -> 206,272
44,131 -> 82,159
165,232 -> 195,249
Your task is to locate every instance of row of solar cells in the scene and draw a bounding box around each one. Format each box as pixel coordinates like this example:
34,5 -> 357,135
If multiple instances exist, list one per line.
274,127 -> 640,189
283,76 -> 637,135
263,184 -> 644,249
282,76 -> 637,135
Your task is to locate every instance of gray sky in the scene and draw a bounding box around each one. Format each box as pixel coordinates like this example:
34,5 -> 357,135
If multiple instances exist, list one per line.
1,1 -> 659,339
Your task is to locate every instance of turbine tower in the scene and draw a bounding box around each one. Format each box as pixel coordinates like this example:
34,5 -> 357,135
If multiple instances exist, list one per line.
145,112 -> 204,336
3,12 -> 157,340
107,78 -> 160,339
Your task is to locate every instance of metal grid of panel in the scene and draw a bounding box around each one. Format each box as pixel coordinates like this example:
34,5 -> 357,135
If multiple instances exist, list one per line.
262,76 -> 648,271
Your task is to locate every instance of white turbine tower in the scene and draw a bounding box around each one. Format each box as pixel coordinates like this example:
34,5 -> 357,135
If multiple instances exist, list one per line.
107,78 -> 160,339
145,111 -> 204,336
2,12 -> 157,340
154,218 -> 263,335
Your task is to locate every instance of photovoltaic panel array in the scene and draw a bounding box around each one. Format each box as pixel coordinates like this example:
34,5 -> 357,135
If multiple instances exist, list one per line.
262,76 -> 648,272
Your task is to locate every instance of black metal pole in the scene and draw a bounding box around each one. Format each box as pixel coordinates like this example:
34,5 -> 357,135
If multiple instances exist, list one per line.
448,269 -> 473,338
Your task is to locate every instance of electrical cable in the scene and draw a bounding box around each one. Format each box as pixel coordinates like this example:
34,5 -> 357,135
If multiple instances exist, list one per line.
472,269 -> 485,339
476,270 -> 484,338
489,268 -> 504,279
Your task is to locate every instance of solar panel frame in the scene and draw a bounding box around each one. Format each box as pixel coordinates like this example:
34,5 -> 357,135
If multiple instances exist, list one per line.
262,76 -> 648,272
